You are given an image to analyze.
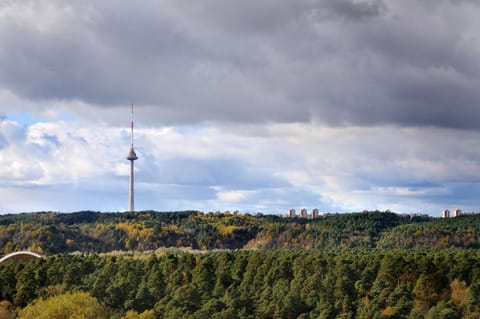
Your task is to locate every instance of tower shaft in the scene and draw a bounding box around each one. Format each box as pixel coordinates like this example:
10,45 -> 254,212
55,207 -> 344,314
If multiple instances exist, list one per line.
127,103 -> 138,212
129,159 -> 135,212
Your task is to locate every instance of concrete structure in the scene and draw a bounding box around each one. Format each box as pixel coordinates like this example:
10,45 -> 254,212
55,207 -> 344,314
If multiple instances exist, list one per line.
0,251 -> 43,264
289,207 -> 322,218
454,208 -> 462,217
127,104 -> 138,212
442,209 -> 450,218
288,208 -> 296,218
300,208 -> 307,218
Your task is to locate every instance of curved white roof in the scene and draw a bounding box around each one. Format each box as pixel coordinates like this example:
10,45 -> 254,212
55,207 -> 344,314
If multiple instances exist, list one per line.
0,251 -> 43,263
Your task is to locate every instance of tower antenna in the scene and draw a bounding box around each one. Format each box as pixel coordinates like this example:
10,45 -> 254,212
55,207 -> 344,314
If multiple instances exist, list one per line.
127,103 -> 138,212
130,102 -> 134,148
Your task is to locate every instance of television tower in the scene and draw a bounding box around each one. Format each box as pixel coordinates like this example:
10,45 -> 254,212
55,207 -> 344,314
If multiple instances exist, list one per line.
126,103 -> 138,212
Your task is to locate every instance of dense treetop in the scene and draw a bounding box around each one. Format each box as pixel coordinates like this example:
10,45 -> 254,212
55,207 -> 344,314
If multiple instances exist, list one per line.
1,249 -> 480,318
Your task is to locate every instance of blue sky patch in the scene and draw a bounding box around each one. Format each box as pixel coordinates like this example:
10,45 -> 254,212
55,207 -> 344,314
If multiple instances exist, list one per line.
7,112 -> 40,126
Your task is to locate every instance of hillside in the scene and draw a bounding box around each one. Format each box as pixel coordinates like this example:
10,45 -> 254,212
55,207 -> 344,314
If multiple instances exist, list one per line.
3,210 -> 478,255
378,214 -> 480,249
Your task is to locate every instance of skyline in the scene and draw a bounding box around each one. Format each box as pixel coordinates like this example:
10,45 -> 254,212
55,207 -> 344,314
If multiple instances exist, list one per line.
1,0 -> 480,216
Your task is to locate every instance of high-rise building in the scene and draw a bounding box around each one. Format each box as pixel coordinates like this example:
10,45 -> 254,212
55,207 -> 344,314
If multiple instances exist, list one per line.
442,209 -> 450,218
454,208 -> 462,217
300,208 -> 307,218
127,104 -> 138,212
288,208 -> 296,218
312,208 -> 319,219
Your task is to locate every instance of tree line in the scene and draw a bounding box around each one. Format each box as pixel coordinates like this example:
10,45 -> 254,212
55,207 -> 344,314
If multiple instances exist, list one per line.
1,249 -> 480,318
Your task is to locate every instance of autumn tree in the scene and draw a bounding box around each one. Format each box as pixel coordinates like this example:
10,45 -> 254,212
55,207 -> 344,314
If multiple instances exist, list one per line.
17,292 -> 109,319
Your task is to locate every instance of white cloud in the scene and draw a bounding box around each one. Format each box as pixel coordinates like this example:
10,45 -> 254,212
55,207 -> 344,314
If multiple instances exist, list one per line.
1,117 -> 480,215
217,190 -> 250,202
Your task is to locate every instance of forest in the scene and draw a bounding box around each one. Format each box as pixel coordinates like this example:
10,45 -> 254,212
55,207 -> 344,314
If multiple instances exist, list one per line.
1,210 -> 480,318
1,249 -> 480,318
1,210 -> 479,254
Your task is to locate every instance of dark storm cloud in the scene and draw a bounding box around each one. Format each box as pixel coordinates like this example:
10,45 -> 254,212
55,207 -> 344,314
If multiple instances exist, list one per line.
0,1 -> 203,105
0,0 -> 480,128
321,0 -> 387,20
168,0 -> 386,33
395,182 -> 480,210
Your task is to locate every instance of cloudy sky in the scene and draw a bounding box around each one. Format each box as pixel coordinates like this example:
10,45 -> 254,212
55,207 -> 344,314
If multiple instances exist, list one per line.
1,0 -> 480,216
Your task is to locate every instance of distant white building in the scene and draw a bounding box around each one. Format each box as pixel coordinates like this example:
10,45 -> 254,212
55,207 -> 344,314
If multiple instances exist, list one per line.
300,208 -> 307,218
288,208 -> 296,218
442,209 -> 450,218
454,208 -> 462,217
312,208 -> 319,219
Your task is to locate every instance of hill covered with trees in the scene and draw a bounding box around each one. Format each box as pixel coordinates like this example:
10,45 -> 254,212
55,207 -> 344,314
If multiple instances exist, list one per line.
1,210 -> 480,255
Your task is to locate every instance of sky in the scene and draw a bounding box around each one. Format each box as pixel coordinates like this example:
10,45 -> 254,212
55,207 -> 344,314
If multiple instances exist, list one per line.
1,0 -> 480,216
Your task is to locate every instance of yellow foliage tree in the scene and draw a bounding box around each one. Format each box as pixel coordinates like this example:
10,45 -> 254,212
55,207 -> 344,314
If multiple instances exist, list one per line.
450,279 -> 468,310
122,309 -> 156,319
17,292 -> 109,319
380,305 -> 393,317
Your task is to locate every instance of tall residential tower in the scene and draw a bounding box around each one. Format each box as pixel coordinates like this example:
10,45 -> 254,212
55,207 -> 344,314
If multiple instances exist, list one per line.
126,104 -> 138,212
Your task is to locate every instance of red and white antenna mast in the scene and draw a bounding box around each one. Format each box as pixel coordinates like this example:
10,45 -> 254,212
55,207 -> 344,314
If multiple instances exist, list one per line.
127,103 -> 138,212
